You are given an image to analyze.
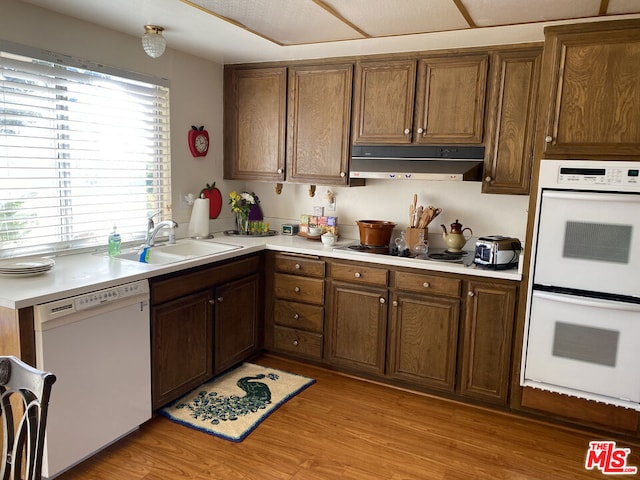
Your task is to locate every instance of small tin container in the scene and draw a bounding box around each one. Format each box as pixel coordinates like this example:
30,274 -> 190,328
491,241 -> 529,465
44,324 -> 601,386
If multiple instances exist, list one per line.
281,223 -> 299,235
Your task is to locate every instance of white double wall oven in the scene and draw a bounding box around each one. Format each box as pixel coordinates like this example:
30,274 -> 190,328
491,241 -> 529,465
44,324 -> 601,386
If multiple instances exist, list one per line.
522,160 -> 640,410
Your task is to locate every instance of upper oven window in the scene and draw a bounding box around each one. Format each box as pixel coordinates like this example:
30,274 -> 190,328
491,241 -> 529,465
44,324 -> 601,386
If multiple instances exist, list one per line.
563,221 -> 632,264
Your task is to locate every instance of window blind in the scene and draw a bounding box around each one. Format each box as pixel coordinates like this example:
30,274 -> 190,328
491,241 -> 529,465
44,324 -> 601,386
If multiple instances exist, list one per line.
0,48 -> 171,257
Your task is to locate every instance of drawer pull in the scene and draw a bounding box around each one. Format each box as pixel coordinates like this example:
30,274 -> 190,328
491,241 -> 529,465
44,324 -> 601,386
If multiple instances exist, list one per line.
354,272 -> 362,278
293,313 -> 300,320
422,282 -> 430,288
292,339 -> 299,346
295,263 -> 301,270
294,286 -> 300,293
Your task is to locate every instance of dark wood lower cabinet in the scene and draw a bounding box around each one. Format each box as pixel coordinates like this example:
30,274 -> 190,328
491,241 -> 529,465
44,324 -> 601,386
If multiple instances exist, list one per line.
151,290 -> 213,410
326,282 -> 388,376
213,273 -> 260,374
150,255 -> 261,410
387,292 -> 460,392
459,280 -> 517,404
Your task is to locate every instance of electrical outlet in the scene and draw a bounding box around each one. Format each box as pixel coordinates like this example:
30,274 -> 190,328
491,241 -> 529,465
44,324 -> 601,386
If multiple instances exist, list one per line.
327,197 -> 336,212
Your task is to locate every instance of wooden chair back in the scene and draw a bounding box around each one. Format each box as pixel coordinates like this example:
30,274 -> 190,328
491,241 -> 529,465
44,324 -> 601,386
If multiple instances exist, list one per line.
0,356 -> 56,480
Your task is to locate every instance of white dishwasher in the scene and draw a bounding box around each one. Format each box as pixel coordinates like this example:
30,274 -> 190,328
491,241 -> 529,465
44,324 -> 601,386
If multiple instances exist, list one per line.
34,279 -> 151,479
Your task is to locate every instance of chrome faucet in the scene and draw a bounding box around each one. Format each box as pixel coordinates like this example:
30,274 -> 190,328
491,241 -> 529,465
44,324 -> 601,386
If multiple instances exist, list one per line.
145,211 -> 163,244
146,219 -> 178,246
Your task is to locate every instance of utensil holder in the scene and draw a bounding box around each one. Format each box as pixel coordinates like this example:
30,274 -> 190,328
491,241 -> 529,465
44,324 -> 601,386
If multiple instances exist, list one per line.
406,227 -> 427,252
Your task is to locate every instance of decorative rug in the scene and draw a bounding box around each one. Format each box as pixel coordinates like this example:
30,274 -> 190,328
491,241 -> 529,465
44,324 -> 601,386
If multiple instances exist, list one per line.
159,362 -> 315,442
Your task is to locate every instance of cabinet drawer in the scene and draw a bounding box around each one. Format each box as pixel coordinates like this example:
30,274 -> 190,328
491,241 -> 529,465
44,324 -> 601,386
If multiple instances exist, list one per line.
331,262 -> 388,286
274,299 -> 323,333
275,254 -> 325,278
393,271 -> 461,297
273,325 -> 323,359
274,273 -> 325,305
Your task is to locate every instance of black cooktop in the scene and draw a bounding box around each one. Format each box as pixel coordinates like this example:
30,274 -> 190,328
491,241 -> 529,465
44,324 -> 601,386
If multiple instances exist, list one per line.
344,244 -> 470,263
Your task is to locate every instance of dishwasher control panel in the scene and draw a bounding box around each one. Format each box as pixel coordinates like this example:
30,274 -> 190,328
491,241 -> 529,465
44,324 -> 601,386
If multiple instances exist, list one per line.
35,279 -> 149,321
75,280 -> 148,311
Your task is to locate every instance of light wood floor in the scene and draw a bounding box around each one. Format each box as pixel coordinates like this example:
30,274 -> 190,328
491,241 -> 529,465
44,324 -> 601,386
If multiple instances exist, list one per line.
58,355 -> 639,480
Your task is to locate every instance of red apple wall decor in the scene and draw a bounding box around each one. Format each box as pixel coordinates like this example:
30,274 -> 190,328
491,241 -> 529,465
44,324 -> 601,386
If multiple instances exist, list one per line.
188,125 -> 209,157
200,182 -> 222,218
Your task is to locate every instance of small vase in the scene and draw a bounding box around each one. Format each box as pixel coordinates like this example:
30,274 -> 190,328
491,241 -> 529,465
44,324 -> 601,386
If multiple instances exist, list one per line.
236,213 -> 249,235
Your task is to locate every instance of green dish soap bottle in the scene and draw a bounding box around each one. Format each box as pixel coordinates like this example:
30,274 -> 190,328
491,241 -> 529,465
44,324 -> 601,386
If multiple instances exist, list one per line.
108,226 -> 121,256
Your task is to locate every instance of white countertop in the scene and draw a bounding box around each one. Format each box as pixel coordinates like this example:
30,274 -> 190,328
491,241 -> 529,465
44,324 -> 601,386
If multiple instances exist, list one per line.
0,232 -> 521,309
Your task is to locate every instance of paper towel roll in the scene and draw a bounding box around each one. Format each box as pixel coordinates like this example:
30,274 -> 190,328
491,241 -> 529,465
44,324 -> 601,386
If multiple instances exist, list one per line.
188,198 -> 210,238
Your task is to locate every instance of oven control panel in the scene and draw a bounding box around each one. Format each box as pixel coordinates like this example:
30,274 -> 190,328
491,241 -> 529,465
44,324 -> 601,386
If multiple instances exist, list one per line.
558,165 -> 639,185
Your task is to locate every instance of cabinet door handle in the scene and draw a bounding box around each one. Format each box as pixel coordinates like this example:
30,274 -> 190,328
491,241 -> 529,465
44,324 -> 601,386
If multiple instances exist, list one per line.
294,286 -> 300,293
379,297 -> 385,304
485,176 -> 492,183
417,127 -> 424,134
404,128 -> 410,135
340,172 -> 346,178
392,300 -> 398,307
208,299 -> 216,304
545,135 -> 553,143
468,291 -> 475,297
354,272 -> 362,278
293,313 -> 300,320
217,296 -> 223,302
277,168 -> 283,174
422,282 -> 430,288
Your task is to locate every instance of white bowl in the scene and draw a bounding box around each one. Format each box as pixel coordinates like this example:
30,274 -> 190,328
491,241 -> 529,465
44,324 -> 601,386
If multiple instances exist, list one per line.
308,227 -> 322,236
321,233 -> 336,246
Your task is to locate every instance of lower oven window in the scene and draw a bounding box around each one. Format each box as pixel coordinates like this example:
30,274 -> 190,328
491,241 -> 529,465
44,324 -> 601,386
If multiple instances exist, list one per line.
553,322 -> 619,367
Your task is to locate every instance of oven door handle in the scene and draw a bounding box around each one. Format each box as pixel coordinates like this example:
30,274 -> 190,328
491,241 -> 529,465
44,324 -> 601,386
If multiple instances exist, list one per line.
533,291 -> 640,312
542,190 -> 640,204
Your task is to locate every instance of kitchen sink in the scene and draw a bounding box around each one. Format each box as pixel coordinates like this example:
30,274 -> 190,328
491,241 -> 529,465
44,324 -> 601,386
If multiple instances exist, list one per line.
154,239 -> 242,257
110,238 -> 243,265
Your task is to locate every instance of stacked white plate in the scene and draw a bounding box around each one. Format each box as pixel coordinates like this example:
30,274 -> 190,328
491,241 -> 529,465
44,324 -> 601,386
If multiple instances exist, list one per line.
0,257 -> 55,277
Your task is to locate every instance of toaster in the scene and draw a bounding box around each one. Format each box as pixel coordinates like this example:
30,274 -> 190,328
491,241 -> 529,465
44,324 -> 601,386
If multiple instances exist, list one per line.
473,236 -> 522,270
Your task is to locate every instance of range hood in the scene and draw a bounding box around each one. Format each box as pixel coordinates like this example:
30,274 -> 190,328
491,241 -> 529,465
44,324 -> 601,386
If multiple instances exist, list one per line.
350,145 -> 485,181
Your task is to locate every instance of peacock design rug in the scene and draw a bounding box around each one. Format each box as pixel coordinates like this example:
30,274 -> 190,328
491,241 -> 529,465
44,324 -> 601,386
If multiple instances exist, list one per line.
159,363 -> 315,442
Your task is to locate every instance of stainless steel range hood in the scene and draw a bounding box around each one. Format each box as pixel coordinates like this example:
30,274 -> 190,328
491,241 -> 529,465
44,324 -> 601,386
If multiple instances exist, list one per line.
350,145 -> 485,181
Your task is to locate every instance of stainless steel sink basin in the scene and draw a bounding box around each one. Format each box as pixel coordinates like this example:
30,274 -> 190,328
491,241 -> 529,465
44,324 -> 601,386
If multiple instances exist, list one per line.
110,239 -> 243,265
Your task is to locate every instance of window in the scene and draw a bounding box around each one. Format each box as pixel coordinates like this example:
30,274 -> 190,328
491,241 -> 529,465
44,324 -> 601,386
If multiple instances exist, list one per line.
0,43 -> 171,258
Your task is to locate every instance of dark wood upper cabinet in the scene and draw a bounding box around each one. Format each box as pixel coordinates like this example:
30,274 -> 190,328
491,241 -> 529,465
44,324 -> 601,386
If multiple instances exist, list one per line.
482,47 -> 542,194
224,66 -> 287,181
352,54 -> 488,145
286,63 -> 353,185
352,59 -> 417,144
539,20 -> 640,158
414,54 -> 488,144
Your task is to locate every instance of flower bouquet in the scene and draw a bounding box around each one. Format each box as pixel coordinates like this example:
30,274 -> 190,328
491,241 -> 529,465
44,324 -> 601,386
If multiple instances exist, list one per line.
229,191 -> 262,235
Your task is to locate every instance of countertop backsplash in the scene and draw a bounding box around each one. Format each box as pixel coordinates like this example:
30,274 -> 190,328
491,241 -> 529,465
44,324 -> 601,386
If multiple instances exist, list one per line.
246,179 -> 530,246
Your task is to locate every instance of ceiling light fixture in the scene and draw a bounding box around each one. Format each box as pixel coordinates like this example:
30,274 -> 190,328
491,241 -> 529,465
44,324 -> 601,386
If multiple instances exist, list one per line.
142,25 -> 167,58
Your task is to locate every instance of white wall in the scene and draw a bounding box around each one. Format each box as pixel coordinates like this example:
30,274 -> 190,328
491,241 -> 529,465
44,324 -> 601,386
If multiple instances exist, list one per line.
2,0 -> 530,244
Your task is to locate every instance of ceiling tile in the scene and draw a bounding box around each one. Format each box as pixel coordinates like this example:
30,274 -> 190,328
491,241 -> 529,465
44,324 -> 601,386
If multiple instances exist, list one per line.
186,0 -> 365,45
461,0 -> 601,27
608,0 -> 640,15
323,0 -> 470,37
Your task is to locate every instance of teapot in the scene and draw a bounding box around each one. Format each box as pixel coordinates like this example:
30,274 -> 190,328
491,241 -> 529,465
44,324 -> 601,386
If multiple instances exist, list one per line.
440,219 -> 473,252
